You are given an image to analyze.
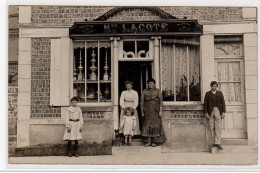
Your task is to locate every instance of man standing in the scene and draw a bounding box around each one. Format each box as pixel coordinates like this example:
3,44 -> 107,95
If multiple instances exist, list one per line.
204,81 -> 226,150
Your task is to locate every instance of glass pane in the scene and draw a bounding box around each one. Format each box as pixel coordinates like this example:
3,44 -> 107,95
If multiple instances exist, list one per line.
214,42 -> 242,56
219,83 -> 230,102
123,41 -> 135,58
175,45 -> 188,101
86,47 -> 98,82
137,41 -> 149,58
99,47 -> 111,82
217,62 -> 229,82
100,83 -> 111,102
73,83 -> 85,103
229,61 -> 241,82
73,47 -> 86,103
189,46 -> 201,101
73,47 -> 86,82
86,83 -> 98,102
229,82 -> 242,102
161,43 -> 175,101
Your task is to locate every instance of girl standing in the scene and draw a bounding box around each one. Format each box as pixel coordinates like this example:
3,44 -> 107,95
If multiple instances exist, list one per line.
119,80 -> 141,135
120,107 -> 136,146
63,97 -> 83,157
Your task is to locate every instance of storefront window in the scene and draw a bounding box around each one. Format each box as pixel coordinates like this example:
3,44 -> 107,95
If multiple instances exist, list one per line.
161,37 -> 201,102
73,41 -> 112,103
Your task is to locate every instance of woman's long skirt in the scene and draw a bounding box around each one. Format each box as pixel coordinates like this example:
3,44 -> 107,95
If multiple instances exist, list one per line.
141,100 -> 161,137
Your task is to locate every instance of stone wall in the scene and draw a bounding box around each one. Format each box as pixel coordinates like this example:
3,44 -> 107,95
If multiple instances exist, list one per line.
161,109 -> 211,152
31,6 -> 243,25
31,38 -> 61,118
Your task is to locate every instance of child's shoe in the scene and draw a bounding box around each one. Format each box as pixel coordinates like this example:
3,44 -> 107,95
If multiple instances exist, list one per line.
145,142 -> 151,147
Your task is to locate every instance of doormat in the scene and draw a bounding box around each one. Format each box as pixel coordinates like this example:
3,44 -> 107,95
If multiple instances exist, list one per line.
15,142 -> 112,157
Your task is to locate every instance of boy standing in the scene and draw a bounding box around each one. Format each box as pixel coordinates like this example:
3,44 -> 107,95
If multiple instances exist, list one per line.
204,81 -> 226,150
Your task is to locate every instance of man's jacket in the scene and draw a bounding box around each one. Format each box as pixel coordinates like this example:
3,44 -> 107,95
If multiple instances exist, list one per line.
204,90 -> 226,115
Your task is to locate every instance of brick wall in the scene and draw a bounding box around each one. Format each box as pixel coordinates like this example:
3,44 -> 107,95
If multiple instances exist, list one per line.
160,6 -> 242,21
31,6 -> 113,24
31,6 -> 243,25
8,64 -> 18,86
31,38 -> 61,118
8,64 -> 18,156
106,8 -> 165,21
8,86 -> 17,156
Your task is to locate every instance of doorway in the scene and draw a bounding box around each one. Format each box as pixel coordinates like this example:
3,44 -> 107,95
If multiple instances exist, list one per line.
118,61 -> 152,137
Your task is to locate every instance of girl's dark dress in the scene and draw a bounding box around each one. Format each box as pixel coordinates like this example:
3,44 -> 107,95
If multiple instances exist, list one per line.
141,88 -> 163,137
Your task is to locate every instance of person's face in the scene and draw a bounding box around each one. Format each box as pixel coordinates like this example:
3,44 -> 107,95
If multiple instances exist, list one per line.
148,82 -> 155,89
71,100 -> 77,107
126,83 -> 132,90
126,110 -> 132,116
211,84 -> 218,91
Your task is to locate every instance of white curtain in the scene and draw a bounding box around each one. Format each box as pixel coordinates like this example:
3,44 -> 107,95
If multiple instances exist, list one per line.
161,43 -> 200,101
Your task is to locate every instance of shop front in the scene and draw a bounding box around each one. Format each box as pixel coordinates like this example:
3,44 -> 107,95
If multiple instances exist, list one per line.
16,6 -> 257,153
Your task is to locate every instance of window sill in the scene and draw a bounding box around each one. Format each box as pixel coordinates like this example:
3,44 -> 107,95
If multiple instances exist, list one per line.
77,103 -> 113,112
77,102 -> 112,107
162,101 -> 203,110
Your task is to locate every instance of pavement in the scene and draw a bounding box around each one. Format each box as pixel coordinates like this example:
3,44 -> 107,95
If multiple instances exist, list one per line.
8,152 -> 258,165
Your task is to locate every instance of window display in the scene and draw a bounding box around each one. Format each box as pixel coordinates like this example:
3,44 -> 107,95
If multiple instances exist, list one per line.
73,41 -> 112,103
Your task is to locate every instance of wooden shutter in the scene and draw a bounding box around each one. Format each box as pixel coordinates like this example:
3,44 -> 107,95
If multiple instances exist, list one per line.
50,37 -> 71,106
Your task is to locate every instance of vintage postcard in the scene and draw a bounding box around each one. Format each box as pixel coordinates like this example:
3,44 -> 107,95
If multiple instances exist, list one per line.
7,4 -> 258,166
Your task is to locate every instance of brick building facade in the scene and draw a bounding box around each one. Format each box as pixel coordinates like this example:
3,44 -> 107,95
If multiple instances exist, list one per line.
12,6 -> 258,154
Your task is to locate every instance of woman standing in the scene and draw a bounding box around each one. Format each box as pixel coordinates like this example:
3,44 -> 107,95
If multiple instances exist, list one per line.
141,78 -> 164,147
119,80 -> 141,136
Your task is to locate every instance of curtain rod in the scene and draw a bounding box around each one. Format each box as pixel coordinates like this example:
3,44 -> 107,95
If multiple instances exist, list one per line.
161,39 -> 200,46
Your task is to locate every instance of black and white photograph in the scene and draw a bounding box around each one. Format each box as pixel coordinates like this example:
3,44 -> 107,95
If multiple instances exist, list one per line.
3,0 -> 259,170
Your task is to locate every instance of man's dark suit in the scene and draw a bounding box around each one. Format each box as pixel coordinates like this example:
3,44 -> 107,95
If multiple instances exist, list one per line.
204,90 -> 226,115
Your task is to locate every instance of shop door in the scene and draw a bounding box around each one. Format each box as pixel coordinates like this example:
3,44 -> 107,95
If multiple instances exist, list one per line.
214,59 -> 246,138
118,61 -> 152,133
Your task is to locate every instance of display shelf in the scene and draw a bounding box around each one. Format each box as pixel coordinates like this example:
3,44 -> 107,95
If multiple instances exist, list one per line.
73,80 -> 86,84
86,80 -> 112,83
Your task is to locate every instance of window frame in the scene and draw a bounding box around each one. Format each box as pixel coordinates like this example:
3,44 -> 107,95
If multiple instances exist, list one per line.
119,38 -> 154,61
161,41 -> 202,104
213,35 -> 244,106
71,39 -> 113,107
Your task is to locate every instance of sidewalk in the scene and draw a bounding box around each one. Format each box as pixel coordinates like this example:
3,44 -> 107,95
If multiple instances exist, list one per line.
9,152 -> 257,165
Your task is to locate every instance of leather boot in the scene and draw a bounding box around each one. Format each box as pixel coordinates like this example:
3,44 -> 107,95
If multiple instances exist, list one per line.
74,141 -> 79,157
67,141 -> 72,157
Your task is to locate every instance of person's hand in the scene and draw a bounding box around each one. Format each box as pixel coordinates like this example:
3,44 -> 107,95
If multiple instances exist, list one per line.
159,107 -> 162,117
205,113 -> 210,119
159,110 -> 162,117
67,127 -> 71,133
221,112 -> 225,119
